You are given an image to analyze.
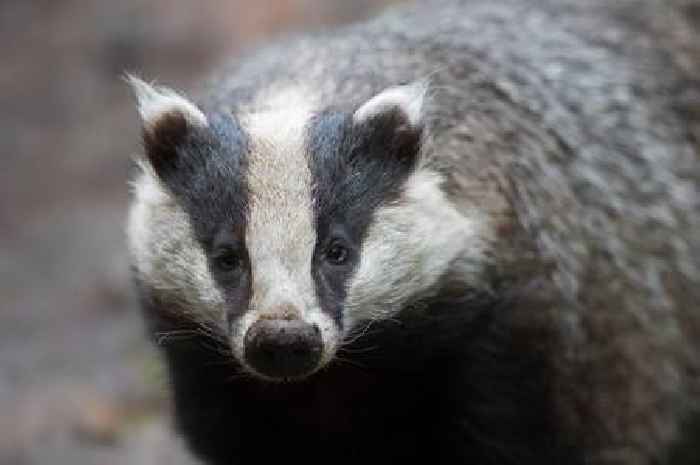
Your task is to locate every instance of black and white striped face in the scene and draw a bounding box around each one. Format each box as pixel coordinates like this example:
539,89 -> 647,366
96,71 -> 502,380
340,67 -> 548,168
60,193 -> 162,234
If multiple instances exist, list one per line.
127,77 -> 488,382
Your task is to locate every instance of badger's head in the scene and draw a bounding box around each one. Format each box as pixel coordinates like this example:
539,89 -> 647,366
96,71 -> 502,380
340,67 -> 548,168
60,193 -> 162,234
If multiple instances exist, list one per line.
127,77 -> 491,382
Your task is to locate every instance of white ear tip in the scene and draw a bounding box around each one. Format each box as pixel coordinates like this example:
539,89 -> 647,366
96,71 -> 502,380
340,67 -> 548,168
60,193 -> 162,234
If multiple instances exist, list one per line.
124,73 -> 151,96
354,82 -> 427,127
125,73 -> 208,129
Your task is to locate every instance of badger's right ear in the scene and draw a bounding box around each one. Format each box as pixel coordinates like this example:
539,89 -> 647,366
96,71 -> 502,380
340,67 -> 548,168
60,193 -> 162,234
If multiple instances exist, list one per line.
352,82 -> 427,167
126,75 -> 208,175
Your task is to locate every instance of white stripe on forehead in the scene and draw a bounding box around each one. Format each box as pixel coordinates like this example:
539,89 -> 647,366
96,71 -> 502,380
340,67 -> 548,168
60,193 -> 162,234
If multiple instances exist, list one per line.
243,86 -> 319,315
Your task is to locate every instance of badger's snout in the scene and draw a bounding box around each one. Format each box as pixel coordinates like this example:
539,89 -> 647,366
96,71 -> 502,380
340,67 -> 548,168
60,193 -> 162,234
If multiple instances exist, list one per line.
243,318 -> 323,379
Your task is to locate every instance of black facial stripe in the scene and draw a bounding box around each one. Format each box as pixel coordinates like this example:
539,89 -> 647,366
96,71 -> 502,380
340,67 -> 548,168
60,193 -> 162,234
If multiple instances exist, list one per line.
153,112 -> 249,241
147,110 -> 253,319
306,109 -> 421,325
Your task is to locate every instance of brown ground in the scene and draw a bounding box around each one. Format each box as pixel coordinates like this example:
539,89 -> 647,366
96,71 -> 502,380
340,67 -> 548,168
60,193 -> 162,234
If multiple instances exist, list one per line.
0,2 -> 400,464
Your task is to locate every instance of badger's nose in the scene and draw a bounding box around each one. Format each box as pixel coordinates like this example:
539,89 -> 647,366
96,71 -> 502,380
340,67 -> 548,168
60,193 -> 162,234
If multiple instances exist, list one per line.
244,319 -> 322,379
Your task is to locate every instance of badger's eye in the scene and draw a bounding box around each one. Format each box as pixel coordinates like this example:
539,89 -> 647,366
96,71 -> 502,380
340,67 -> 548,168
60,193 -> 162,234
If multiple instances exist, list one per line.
213,249 -> 240,272
325,241 -> 349,265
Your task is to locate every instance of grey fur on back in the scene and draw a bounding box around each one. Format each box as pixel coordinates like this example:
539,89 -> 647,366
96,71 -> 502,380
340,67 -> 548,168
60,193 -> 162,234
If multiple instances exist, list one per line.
186,0 -> 699,463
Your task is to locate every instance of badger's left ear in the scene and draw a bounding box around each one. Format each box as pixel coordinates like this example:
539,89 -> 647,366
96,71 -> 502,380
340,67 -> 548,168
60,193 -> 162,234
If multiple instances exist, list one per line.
126,75 -> 208,177
352,82 -> 426,165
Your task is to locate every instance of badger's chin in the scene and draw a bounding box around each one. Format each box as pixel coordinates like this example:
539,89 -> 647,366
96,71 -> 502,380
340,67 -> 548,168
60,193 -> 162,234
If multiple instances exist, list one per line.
238,350 -> 333,384
241,365 -> 325,384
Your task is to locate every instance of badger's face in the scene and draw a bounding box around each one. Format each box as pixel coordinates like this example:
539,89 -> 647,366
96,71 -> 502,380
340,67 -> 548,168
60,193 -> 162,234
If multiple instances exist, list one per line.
127,78 -> 489,382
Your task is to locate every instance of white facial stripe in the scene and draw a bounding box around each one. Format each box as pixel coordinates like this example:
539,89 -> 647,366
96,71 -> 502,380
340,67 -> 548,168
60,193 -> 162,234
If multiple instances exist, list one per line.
244,91 -> 316,316
344,169 -> 490,330
127,164 -> 225,326
236,87 -> 340,366
126,75 -> 208,130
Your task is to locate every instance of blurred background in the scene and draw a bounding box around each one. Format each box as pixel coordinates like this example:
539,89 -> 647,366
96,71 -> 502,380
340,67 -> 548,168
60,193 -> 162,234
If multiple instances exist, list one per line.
0,1 -> 400,464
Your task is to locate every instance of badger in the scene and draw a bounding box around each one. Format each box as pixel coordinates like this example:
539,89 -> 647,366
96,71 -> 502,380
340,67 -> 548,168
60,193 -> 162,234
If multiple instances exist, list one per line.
126,0 -> 700,464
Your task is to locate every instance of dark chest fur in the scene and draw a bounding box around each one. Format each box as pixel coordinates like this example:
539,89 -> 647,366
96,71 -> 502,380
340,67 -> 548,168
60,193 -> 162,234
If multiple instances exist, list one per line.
140,281 -> 579,465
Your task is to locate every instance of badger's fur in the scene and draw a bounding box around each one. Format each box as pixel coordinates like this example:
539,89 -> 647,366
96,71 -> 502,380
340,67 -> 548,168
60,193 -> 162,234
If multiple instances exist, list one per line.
127,0 -> 700,464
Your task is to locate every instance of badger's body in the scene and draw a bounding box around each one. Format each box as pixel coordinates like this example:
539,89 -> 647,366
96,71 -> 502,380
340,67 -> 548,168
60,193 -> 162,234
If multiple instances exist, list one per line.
127,1 -> 700,464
